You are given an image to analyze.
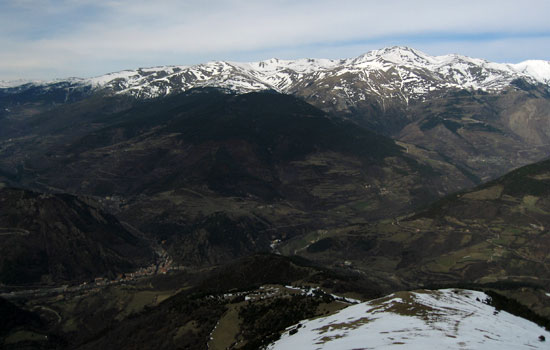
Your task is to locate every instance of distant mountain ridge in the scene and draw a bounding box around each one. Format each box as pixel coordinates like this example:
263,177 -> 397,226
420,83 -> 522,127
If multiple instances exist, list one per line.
2,47 -> 550,188
2,46 -> 549,101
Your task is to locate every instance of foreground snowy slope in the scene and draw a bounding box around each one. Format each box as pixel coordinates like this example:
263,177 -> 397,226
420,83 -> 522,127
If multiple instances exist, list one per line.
268,289 -> 550,350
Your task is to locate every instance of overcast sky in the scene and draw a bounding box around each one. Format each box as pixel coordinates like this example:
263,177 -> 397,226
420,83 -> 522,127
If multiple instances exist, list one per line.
2,0 -> 550,80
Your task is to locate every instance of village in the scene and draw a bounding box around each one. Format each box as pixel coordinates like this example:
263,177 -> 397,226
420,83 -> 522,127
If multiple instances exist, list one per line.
0,247 -> 185,300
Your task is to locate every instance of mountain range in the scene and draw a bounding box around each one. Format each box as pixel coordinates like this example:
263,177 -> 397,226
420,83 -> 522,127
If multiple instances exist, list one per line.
2,46 -> 550,349
3,46 -> 550,181
4,46 -> 550,99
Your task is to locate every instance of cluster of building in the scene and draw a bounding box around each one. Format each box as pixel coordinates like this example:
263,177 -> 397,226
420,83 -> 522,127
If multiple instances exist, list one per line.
87,248 -> 184,288
1,247 -> 186,300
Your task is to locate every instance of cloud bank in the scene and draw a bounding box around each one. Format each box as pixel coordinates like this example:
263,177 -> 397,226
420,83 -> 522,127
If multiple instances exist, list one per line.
1,0 -> 550,80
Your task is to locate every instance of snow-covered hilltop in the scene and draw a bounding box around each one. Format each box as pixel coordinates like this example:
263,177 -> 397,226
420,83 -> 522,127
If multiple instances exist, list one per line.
268,289 -> 550,350
3,46 -> 550,102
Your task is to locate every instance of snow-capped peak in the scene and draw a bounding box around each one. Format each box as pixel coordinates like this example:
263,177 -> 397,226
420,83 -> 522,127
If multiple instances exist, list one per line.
355,46 -> 434,66
511,60 -> 550,84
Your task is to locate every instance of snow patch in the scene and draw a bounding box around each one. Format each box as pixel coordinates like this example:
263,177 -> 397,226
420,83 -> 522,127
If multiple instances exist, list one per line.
268,289 -> 550,350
